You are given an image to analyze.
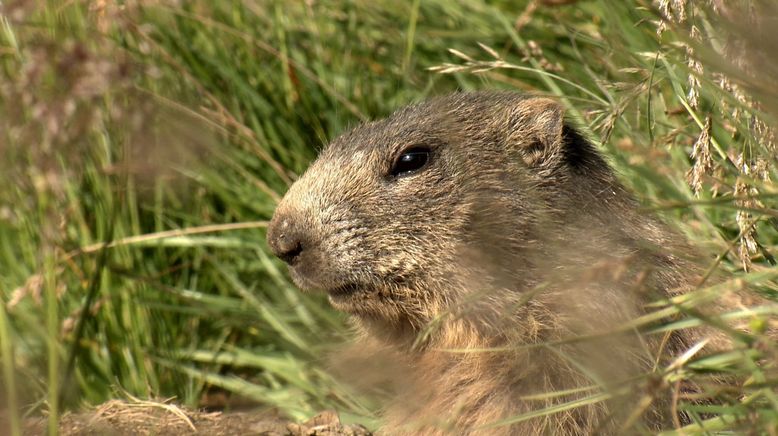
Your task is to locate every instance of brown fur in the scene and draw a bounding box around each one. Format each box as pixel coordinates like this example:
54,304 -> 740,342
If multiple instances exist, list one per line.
266,92 -> 752,434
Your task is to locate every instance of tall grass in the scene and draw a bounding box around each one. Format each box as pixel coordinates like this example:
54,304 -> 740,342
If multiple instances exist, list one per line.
0,0 -> 775,433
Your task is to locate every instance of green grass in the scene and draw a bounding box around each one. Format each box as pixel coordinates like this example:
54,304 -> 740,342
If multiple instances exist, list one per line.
0,0 -> 776,434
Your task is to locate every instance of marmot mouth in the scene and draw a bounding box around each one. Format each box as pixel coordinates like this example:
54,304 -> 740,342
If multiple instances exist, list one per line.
326,283 -> 363,297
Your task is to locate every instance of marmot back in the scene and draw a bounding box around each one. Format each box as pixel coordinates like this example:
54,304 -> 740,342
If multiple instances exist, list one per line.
267,92 -> 709,434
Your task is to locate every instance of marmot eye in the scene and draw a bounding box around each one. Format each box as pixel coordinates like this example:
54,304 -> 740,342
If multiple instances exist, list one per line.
390,147 -> 431,177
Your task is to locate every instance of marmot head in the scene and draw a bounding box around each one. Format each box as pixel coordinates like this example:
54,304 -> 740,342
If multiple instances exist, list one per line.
267,92 -> 612,331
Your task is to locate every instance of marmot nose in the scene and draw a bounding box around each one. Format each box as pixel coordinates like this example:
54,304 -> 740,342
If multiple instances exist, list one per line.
267,214 -> 307,265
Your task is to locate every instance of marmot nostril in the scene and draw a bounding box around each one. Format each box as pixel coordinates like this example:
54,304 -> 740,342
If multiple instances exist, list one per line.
277,240 -> 303,265
267,216 -> 307,265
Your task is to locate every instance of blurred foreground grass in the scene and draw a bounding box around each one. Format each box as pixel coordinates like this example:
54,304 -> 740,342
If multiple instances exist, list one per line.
0,0 -> 776,434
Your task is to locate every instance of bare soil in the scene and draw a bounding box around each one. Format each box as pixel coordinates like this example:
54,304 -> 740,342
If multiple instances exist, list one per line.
20,400 -> 371,436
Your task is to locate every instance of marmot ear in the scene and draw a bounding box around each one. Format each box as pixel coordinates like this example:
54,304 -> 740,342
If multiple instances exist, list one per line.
507,97 -> 565,167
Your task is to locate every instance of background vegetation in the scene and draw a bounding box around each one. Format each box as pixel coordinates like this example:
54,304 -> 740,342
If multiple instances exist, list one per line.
0,0 -> 776,434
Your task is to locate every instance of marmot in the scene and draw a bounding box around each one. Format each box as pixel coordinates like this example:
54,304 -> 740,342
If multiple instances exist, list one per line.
266,92 -> 738,434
